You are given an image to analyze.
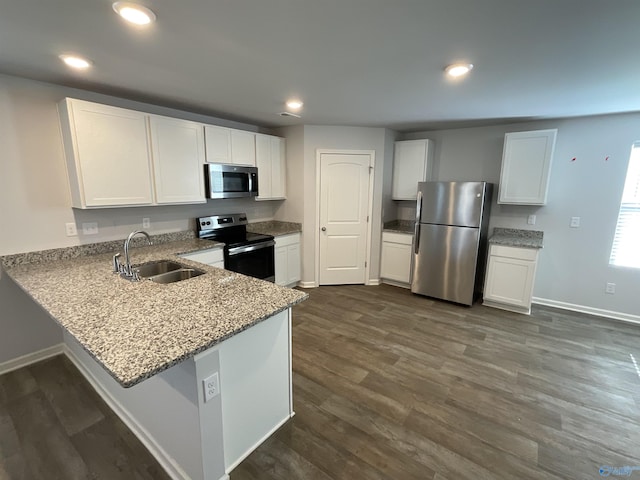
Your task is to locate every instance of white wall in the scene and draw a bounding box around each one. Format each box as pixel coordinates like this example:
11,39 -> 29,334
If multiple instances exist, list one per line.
403,113 -> 640,318
293,125 -> 394,285
0,74 -> 282,364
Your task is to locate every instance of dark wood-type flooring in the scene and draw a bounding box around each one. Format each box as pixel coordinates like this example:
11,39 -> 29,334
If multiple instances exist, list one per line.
232,285 -> 640,480
2,284 -> 640,479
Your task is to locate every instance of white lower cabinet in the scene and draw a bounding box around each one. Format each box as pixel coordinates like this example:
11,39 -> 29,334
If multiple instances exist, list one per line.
274,233 -> 301,287
380,232 -> 413,287
179,247 -> 225,269
483,244 -> 539,314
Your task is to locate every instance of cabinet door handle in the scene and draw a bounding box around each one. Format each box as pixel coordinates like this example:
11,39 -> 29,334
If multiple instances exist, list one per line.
321,227 -> 327,232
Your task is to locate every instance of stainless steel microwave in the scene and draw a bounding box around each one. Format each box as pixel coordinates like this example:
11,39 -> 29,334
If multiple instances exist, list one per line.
204,164 -> 258,199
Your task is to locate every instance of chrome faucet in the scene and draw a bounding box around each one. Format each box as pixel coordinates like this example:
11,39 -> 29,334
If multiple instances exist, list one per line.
119,230 -> 152,280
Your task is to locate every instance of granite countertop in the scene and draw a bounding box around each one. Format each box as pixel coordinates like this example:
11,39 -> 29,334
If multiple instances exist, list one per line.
383,220 -> 414,234
2,233 -> 307,388
489,228 -> 544,249
248,220 -> 302,237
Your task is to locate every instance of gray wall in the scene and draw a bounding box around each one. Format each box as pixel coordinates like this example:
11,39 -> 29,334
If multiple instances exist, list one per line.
297,125 -> 394,285
0,74 -> 281,364
403,112 -> 640,318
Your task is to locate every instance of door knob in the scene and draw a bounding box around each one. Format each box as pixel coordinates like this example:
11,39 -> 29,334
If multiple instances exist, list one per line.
321,227 -> 326,231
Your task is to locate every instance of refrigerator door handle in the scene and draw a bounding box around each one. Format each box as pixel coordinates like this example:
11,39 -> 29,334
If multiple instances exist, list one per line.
414,191 -> 423,254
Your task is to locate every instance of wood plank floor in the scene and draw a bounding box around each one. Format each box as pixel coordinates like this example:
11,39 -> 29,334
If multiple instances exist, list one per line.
231,284 -> 640,480
2,284 -> 640,479
0,354 -> 171,480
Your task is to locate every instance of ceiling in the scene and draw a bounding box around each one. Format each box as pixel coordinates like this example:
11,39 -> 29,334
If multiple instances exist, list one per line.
1,0 -> 640,132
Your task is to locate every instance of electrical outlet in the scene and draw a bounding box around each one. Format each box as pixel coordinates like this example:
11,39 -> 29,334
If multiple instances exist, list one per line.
82,222 -> 99,235
65,222 -> 77,237
527,215 -> 536,225
605,283 -> 616,294
142,217 -> 151,228
570,217 -> 581,228
203,372 -> 220,402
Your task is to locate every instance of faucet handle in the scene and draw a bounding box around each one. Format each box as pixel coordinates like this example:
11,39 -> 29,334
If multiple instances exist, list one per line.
113,253 -> 122,273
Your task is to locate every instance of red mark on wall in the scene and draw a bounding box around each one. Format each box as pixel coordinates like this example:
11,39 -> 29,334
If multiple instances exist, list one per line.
571,157 -> 576,162
605,156 -> 610,161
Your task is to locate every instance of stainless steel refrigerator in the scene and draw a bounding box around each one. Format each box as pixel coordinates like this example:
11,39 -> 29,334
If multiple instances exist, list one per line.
411,181 -> 493,306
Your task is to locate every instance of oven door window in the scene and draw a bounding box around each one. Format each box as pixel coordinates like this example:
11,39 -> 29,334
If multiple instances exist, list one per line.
226,245 -> 275,281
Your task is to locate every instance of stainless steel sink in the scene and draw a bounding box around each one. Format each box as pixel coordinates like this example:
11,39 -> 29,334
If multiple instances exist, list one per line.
134,260 -> 183,278
148,268 -> 205,284
132,260 -> 206,284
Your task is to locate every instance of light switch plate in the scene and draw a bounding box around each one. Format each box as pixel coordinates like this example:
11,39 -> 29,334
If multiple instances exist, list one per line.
527,215 -> 536,225
570,217 -> 580,228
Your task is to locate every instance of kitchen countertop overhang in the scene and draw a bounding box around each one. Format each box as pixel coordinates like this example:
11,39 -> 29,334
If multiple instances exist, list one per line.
2,235 -> 307,388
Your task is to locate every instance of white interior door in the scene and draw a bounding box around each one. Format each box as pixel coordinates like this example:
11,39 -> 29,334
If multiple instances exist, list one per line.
319,153 -> 371,285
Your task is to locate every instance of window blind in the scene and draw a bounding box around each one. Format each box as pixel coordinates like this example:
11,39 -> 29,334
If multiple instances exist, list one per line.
610,143 -> 640,268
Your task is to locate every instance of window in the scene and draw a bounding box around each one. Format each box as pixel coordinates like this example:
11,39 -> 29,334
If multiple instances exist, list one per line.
610,142 -> 640,268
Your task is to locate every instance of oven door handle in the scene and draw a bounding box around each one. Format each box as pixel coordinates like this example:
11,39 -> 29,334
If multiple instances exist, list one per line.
227,240 -> 275,256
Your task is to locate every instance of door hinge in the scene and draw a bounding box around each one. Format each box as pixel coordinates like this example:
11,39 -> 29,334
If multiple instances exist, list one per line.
369,166 -> 373,174
367,215 -> 369,222
365,261 -> 367,267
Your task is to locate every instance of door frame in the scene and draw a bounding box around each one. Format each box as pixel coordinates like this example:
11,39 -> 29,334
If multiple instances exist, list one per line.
315,149 -> 376,287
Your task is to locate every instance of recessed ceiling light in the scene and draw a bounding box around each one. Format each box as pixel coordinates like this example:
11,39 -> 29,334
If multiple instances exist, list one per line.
112,2 -> 156,25
285,100 -> 303,110
445,63 -> 474,78
59,54 -> 93,70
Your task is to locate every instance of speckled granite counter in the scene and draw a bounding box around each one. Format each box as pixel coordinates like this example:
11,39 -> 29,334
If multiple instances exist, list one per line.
489,228 -> 544,249
1,235 -> 307,388
383,220 -> 414,234
248,221 -> 302,237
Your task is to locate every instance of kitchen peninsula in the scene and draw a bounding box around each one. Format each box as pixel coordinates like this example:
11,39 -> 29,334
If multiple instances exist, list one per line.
1,232 -> 307,480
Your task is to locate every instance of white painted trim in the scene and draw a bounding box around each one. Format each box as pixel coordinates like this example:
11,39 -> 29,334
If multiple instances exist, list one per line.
225,413 -> 294,475
532,297 -> 640,325
315,149 -> 376,287
0,343 -> 64,375
298,281 -> 317,289
367,278 -> 381,286
63,345 -> 198,480
380,279 -> 411,289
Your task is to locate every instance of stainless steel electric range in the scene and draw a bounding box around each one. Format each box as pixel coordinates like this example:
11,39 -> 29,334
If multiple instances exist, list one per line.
197,213 -> 275,282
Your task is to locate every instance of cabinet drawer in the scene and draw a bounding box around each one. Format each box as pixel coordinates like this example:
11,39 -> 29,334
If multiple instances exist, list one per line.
489,244 -> 538,261
180,248 -> 224,265
274,233 -> 300,247
382,232 -> 413,246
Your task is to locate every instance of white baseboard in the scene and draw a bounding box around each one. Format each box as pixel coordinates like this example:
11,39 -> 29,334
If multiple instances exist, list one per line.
63,344 -> 195,480
367,278 -> 381,286
381,279 -> 411,289
532,297 -> 640,325
298,281 -> 317,289
0,343 -> 64,375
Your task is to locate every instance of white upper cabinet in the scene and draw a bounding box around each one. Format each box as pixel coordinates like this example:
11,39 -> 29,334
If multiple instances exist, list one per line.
392,139 -> 434,200
59,98 -> 154,208
256,134 -> 286,200
204,125 -> 232,164
498,129 -> 557,205
148,115 -> 206,204
230,130 -> 256,166
59,98 -> 207,209
205,126 -> 256,166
